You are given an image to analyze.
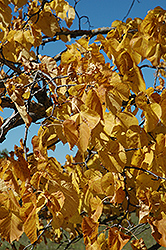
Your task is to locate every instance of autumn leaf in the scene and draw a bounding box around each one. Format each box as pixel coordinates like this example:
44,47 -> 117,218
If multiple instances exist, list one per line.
108,227 -> 130,250
76,119 -> 91,153
149,215 -> 166,247
63,119 -> 79,149
23,208 -> 38,243
0,207 -> 23,243
82,217 -> 99,246
80,105 -> 101,130
85,89 -> 103,119
0,191 -> 23,243
90,196 -> 103,223
32,9 -> 61,37
5,79 -> 32,127
11,0 -> 28,8
0,1 -> 12,30
131,238 -> 147,250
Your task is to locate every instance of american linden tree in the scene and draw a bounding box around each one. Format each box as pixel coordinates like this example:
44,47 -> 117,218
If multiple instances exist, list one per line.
0,1 -> 166,249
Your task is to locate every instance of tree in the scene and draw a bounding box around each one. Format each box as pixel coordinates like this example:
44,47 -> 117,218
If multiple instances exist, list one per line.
0,148 -> 8,158
0,0 -> 166,249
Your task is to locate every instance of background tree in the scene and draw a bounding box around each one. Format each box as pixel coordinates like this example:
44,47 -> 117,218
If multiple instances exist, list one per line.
0,0 -> 166,250
0,149 -> 8,159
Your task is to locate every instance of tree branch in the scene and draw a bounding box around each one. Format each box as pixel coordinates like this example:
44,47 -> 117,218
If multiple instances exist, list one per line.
42,27 -> 114,45
148,243 -> 161,250
0,58 -> 22,75
0,102 -> 46,143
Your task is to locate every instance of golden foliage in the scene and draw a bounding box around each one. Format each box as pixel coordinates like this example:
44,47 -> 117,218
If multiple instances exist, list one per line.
0,2 -> 166,250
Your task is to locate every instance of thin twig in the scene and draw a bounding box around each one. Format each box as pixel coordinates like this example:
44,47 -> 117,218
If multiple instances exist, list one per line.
23,126 -> 29,161
74,0 -> 92,30
63,234 -> 83,250
153,67 -> 159,89
122,0 -> 140,22
23,219 -> 53,250
125,166 -> 166,181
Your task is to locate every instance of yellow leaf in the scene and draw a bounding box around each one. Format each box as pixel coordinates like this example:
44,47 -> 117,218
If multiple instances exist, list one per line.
90,196 -> 102,213
82,216 -> 99,246
2,41 -> 17,62
86,240 -> 102,250
36,193 -> 48,214
52,211 -> 64,229
32,134 -> 48,161
99,149 -> 124,173
5,79 -> 32,127
22,91 -> 30,99
160,90 -> 166,127
65,6 -> 75,28
80,105 -> 100,130
108,227 -> 130,250
23,208 -> 38,243
39,55 -> 58,77
123,65 -> 146,94
144,103 -> 162,132
69,84 -> 87,97
67,6 -> 75,20
14,30 -> 24,44
86,89 -> 103,119
0,208 -> 23,243
0,191 -> 23,243
91,200 -> 103,223
109,72 -> 130,101
46,158 -> 63,180
77,119 -> 91,153
139,199 -> 149,224
149,215 -> 166,247
6,30 -> 16,42
136,173 -> 160,195
10,148 -> 31,182
36,10 -> 60,37
117,111 -> 139,129
106,90 -> 121,115
131,148 -> 144,167
63,119 -> 79,149
101,172 -> 115,197
50,0 -> 69,19
11,0 -> 28,8
131,238 -> 147,250
61,44 -> 81,64
0,1 -> 12,29
31,24 -> 42,48
76,37 -> 90,53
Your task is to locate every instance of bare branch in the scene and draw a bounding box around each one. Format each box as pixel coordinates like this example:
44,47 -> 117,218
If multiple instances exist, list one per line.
42,27 -> 114,46
124,166 -> 166,181
0,102 -> 46,143
74,0 -> 92,30
0,57 -> 22,75
153,67 -> 159,89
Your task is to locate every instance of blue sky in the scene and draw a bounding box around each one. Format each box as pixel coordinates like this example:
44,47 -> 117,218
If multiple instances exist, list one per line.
1,0 -> 166,163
